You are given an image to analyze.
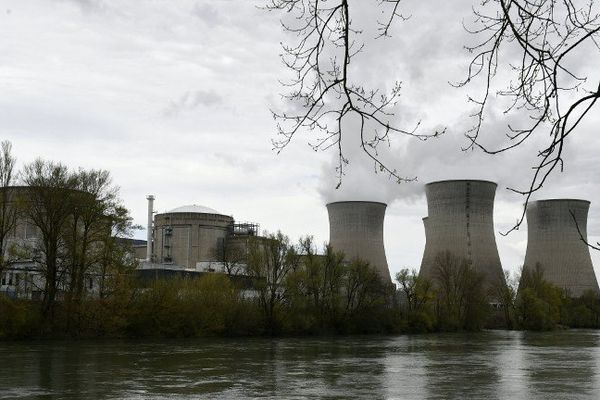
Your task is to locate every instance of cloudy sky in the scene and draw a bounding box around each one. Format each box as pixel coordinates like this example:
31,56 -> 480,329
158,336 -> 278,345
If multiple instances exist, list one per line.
1,0 -> 599,280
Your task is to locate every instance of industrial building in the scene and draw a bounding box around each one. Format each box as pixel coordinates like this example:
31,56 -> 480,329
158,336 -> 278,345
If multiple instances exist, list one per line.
419,180 -> 505,291
141,195 -> 261,275
326,201 -> 391,283
152,205 -> 233,268
521,199 -> 600,297
0,186 -> 103,299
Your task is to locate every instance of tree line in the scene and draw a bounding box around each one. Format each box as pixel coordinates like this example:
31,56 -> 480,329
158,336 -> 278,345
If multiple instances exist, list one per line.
3,226 -> 600,339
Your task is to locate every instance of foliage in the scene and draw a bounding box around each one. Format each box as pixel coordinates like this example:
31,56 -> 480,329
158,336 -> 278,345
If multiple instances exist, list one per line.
128,275 -> 248,338
432,251 -> 489,331
3,229 -> 600,339
284,237 -> 394,334
560,290 -> 600,329
0,297 -> 41,339
515,264 -> 563,330
396,268 -> 435,332
284,239 -> 346,333
245,231 -> 300,334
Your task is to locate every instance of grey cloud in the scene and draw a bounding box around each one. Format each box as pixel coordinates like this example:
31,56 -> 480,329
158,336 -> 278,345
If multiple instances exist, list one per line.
213,152 -> 259,173
62,0 -> 108,13
163,90 -> 223,117
192,3 -> 223,27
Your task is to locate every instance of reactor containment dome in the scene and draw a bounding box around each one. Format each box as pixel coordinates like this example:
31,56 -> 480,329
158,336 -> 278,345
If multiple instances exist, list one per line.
419,180 -> 505,290
153,204 -> 234,268
326,201 -> 391,283
521,199 -> 599,297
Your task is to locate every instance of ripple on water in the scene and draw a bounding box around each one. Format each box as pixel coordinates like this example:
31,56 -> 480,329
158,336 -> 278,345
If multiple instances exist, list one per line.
2,331 -> 600,399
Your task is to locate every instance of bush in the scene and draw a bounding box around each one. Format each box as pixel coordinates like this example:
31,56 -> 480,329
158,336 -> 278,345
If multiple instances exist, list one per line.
0,297 -> 42,339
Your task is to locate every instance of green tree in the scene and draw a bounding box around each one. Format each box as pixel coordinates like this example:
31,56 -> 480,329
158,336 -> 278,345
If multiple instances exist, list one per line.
516,263 -> 562,330
245,231 -> 300,333
341,258 -> 390,332
285,238 -> 346,333
396,268 -> 434,331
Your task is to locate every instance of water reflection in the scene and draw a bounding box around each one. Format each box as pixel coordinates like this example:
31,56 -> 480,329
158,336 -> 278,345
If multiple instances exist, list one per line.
419,332 -> 502,399
521,330 -> 599,399
2,331 -> 600,399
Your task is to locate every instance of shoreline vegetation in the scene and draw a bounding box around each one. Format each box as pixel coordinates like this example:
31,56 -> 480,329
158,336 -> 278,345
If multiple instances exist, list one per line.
2,237 -> 599,340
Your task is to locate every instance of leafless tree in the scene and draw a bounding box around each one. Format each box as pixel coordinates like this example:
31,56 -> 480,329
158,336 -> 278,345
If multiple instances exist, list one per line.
20,159 -> 79,317
265,0 -> 442,187
63,169 -> 125,305
433,251 -> 487,329
220,238 -> 247,276
0,141 -> 17,279
457,0 -> 600,232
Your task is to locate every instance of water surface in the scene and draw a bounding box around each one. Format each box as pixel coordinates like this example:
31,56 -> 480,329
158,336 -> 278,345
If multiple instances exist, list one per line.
1,330 -> 599,399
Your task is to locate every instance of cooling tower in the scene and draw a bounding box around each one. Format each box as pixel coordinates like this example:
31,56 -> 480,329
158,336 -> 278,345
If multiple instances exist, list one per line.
327,201 -> 391,283
419,180 -> 504,289
522,199 -> 599,297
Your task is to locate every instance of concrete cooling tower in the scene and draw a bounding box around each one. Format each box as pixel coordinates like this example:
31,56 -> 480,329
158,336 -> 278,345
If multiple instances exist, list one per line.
327,201 -> 391,283
522,199 -> 599,297
419,180 -> 504,289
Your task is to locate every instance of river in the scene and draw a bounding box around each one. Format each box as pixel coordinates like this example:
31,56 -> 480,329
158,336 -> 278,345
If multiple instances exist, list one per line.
1,330 -> 599,399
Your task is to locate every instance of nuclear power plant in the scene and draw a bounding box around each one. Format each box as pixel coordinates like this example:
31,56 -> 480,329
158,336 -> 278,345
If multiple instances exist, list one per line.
327,201 -> 391,283
141,196 -> 261,274
521,199 -> 600,297
3,181 -> 599,301
419,180 -> 505,290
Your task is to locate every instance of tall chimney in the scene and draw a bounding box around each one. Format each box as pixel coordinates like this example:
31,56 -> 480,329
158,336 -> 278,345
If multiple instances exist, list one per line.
146,195 -> 154,261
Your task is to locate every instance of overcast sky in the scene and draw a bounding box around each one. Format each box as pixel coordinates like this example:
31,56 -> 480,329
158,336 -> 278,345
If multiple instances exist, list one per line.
1,0 -> 599,280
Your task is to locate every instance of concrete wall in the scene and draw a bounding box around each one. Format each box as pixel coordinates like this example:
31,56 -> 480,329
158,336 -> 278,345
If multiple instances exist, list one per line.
522,199 -> 599,297
327,201 -> 390,283
419,180 -> 504,289
153,211 -> 234,268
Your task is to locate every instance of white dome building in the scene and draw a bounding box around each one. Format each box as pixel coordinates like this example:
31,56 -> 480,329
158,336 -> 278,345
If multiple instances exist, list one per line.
152,204 -> 234,268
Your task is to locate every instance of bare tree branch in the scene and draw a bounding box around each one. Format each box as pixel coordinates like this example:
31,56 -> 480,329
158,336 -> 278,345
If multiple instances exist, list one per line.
457,0 -> 600,234
570,209 -> 600,251
265,0 -> 443,187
